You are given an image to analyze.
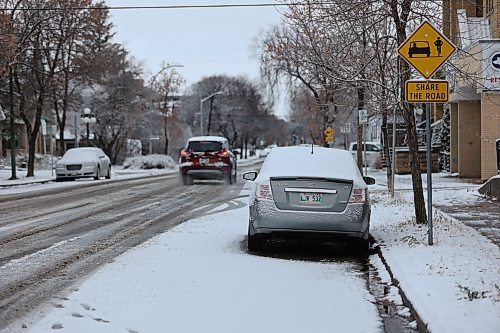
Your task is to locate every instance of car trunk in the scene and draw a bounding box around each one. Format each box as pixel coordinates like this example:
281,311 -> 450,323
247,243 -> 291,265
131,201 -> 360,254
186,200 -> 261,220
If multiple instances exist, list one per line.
270,177 -> 353,213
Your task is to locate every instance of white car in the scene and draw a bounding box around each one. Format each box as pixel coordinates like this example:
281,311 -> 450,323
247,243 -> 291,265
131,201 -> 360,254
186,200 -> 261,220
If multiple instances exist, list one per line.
56,147 -> 111,181
259,144 -> 277,158
348,142 -> 382,167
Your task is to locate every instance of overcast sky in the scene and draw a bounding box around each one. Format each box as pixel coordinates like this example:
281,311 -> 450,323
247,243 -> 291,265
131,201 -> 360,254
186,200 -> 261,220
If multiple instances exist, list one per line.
106,0 -> 283,87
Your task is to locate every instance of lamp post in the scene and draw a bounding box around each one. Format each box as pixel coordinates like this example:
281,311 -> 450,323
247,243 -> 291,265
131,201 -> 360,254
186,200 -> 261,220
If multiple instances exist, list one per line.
200,91 -> 223,136
148,64 -> 183,154
81,108 -> 96,145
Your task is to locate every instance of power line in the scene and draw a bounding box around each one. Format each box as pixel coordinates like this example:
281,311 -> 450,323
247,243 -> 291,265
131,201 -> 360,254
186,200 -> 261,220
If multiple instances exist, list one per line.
3,2 -> 340,11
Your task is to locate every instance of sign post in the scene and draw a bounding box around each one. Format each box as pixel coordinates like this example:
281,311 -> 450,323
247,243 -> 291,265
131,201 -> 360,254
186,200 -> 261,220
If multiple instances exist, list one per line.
324,127 -> 334,147
397,20 -> 457,246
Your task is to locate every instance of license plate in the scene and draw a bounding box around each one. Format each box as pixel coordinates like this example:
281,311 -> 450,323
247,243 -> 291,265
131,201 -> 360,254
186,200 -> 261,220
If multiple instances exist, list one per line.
300,193 -> 323,205
200,158 -> 209,165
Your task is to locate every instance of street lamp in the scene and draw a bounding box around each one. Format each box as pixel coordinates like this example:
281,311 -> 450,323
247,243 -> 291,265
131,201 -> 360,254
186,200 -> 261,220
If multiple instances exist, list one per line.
81,107 -> 96,145
200,91 -> 223,135
148,64 -> 183,154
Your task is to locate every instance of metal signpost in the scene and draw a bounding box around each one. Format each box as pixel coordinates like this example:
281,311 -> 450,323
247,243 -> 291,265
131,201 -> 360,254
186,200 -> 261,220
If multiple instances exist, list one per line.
398,20 -> 457,245
358,109 -> 368,176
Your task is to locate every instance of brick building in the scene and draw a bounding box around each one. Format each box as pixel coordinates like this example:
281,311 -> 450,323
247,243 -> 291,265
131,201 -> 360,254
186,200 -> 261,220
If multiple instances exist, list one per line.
444,0 -> 500,180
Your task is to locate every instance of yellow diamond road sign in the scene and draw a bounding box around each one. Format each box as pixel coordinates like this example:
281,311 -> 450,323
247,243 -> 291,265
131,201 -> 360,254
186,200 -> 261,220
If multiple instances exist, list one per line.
398,20 -> 457,79
324,127 -> 334,137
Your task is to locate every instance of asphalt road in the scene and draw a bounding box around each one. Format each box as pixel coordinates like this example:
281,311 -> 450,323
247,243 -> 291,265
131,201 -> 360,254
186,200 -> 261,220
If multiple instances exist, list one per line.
0,163 -> 416,333
0,173 -> 247,330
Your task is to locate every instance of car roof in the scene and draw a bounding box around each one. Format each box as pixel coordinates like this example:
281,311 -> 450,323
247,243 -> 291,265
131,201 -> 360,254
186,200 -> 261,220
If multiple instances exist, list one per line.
349,141 -> 381,148
257,146 -> 366,187
187,136 -> 228,143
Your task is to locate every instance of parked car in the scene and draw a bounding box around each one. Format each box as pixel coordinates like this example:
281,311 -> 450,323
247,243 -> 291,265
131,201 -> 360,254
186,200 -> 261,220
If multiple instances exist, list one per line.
258,144 -> 277,158
243,146 -> 375,251
348,141 -> 382,168
55,147 -> 111,181
179,136 -> 237,185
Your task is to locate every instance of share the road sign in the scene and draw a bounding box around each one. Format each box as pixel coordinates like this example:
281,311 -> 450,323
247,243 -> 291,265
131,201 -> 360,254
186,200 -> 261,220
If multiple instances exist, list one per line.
398,21 -> 457,79
405,80 -> 449,102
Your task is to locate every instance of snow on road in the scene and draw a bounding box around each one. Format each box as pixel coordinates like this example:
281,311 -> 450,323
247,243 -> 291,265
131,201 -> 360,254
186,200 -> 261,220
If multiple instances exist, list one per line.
19,187 -> 382,333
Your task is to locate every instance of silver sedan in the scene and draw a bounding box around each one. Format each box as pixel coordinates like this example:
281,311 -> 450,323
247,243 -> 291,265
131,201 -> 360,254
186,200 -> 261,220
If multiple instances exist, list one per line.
243,146 -> 375,251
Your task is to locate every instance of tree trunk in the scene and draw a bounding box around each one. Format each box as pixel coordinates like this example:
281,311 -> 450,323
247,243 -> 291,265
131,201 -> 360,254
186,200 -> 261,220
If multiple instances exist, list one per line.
391,0 -> 428,225
27,94 -> 44,177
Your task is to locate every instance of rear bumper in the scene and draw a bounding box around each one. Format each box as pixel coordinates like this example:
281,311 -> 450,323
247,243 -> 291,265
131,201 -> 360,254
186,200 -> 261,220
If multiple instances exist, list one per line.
180,164 -> 233,180
249,199 -> 370,240
186,169 -> 226,180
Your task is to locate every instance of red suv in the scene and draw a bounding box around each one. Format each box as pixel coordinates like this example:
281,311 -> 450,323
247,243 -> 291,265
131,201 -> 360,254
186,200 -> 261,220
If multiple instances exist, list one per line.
179,136 -> 237,185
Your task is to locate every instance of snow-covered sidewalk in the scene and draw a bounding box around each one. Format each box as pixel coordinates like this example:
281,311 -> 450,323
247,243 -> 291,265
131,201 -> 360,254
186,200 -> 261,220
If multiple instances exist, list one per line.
371,191 -> 500,333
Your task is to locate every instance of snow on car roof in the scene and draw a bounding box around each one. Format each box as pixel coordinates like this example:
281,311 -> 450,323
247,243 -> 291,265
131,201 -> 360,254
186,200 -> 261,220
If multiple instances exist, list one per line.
257,146 -> 366,186
187,136 -> 227,142
63,147 -> 101,160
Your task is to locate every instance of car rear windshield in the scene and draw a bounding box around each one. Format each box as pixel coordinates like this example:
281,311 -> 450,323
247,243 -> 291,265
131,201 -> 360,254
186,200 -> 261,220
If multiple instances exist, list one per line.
188,141 -> 223,152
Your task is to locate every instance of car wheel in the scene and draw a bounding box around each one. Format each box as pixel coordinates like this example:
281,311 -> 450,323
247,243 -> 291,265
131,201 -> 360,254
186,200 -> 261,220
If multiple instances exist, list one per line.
94,166 -> 100,180
248,234 -> 264,252
182,174 -> 193,185
247,225 -> 264,251
105,165 -> 111,179
226,171 -> 233,185
354,238 -> 370,255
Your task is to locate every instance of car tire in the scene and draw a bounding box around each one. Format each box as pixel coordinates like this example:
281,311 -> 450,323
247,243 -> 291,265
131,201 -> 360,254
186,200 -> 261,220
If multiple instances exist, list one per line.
182,174 -> 193,185
354,238 -> 370,255
94,166 -> 100,180
248,234 -> 264,252
226,171 -> 233,185
105,165 -> 111,179
247,225 -> 264,251
232,169 -> 237,184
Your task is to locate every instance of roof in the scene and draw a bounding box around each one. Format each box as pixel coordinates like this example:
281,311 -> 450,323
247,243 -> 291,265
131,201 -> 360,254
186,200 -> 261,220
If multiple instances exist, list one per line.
256,146 -> 366,187
187,136 -> 228,142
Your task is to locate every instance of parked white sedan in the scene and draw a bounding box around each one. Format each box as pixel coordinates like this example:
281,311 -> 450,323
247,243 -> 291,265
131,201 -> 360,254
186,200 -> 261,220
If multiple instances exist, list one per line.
56,147 -> 111,181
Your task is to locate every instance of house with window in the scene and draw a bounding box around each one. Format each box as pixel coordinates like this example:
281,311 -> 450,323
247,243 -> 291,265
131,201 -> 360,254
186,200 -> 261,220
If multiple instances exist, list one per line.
444,0 -> 500,180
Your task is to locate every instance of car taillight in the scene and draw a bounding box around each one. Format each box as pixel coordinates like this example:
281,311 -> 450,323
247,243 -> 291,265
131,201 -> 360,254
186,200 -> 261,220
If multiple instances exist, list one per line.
349,188 -> 366,204
217,149 -> 229,157
256,182 -> 273,201
181,149 -> 191,157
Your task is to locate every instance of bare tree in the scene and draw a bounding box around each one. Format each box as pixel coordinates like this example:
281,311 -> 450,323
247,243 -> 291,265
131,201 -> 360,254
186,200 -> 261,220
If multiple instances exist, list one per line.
150,63 -> 185,155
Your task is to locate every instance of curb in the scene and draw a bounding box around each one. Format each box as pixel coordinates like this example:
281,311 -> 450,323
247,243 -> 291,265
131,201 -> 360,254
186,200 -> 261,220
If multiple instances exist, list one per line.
374,242 -> 430,333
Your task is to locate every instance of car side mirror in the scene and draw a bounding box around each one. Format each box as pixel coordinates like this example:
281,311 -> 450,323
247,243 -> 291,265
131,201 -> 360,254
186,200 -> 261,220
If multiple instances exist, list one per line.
243,171 -> 258,181
363,176 -> 376,185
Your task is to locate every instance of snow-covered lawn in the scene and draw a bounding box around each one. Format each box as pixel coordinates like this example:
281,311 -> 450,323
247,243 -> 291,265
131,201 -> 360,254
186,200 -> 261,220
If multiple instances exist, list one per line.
370,192 -> 500,333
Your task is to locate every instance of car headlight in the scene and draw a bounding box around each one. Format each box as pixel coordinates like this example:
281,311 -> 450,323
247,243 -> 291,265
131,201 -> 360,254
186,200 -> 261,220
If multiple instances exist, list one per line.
83,162 -> 96,167
55,162 -> 65,168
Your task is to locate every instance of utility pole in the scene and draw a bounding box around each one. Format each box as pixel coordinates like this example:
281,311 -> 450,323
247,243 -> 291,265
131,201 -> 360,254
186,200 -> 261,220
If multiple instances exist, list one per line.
200,91 -> 223,136
9,66 -> 17,180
